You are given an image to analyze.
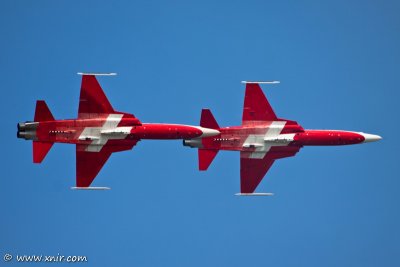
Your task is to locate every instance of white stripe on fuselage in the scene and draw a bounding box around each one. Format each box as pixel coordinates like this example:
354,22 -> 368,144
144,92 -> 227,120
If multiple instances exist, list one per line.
242,121 -> 295,159
78,114 -> 132,152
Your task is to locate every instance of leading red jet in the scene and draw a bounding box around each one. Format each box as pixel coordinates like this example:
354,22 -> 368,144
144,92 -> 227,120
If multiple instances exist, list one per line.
17,73 -> 220,189
183,81 -> 382,195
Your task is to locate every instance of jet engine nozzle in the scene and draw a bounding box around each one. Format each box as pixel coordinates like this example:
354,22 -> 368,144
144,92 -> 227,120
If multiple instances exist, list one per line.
183,139 -> 203,148
17,131 -> 37,140
17,121 -> 37,131
17,121 -> 38,140
17,122 -> 26,131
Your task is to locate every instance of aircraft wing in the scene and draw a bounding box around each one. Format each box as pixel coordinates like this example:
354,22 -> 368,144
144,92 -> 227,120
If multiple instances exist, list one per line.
240,146 -> 301,194
242,83 -> 277,124
76,140 -> 138,187
78,75 -> 115,118
77,74 -> 140,121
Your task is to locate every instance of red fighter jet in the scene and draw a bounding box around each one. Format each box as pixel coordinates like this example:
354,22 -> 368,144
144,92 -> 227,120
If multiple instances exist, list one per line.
17,73 -> 220,189
183,81 -> 382,195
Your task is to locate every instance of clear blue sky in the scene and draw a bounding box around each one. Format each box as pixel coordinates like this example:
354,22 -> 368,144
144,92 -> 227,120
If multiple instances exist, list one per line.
1,1 -> 399,266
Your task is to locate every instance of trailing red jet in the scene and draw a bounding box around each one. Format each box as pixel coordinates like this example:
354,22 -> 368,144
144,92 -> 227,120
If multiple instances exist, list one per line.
183,81 -> 382,195
17,73 -> 220,189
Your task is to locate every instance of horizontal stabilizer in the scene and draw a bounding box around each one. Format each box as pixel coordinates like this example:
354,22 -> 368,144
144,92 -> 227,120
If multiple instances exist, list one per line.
33,141 -> 53,163
34,100 -> 54,122
198,149 -> 218,171
200,109 -> 219,130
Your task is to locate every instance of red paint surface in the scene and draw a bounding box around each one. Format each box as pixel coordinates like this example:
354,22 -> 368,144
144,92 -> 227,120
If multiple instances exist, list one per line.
21,75 -> 212,188
293,130 -> 365,146
19,76 -> 380,192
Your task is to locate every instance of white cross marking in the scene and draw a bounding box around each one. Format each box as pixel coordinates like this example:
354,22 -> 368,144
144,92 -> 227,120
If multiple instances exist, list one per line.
243,121 -> 289,159
78,114 -> 132,152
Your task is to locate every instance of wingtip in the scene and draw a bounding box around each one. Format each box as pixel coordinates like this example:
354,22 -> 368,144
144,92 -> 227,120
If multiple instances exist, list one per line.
235,193 -> 274,196
71,186 -> 111,190
77,72 -> 117,76
241,81 -> 280,84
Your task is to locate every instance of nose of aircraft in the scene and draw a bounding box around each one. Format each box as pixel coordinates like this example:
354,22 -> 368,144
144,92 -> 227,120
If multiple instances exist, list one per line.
197,127 -> 220,138
360,133 -> 382,143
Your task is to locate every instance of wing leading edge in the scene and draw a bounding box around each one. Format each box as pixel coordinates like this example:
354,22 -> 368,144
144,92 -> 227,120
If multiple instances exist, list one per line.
240,147 -> 301,194
76,141 -> 138,187
78,75 -> 115,117
242,83 -> 277,124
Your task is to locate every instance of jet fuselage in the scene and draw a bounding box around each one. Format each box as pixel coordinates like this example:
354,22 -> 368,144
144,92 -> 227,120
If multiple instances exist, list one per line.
16,74 -> 220,188
18,119 -> 219,144
182,83 -> 381,194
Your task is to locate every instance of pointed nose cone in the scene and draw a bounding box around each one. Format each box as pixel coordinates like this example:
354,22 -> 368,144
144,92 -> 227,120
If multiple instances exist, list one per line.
197,127 -> 220,138
360,133 -> 382,143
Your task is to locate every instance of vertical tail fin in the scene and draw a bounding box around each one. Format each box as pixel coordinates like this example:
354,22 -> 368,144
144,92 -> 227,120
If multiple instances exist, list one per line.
33,100 -> 54,163
198,109 -> 220,171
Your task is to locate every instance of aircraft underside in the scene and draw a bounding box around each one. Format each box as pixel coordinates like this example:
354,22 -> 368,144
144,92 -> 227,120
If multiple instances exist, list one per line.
17,74 -> 381,194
